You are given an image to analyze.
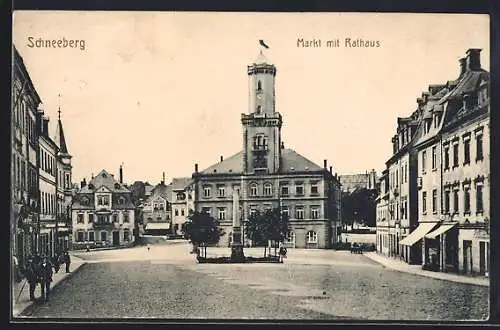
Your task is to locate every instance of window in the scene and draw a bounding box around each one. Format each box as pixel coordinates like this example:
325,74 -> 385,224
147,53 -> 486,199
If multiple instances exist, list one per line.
422,191 -> 427,213
453,143 -> 459,167
65,173 -> 71,189
249,207 -> 257,217
218,208 -> 226,220
306,231 -> 318,244
97,194 -> 110,206
77,213 -> 84,223
175,209 -> 179,216
444,190 -> 450,213
453,190 -> 459,213
113,214 -> 118,223
284,231 -> 295,245
311,184 -> 319,195
257,80 -> 262,91
159,203 -> 164,210
444,146 -> 450,169
281,205 -> 289,218
432,146 -> 437,169
295,206 -> 304,219
77,231 -> 84,242
124,213 -> 129,223
203,186 -> 211,198
250,184 -> 258,196
464,186 -> 471,214
264,183 -> 272,196
476,184 -> 484,213
432,189 -> 437,213
476,133 -> 484,161
256,105 -> 261,114
463,137 -> 471,165
100,231 -> 107,242
181,209 -> 185,216
118,197 -> 125,205
404,164 -> 407,183
124,230 -> 130,241
281,186 -> 289,196
202,207 -> 211,216
421,150 -> 427,173
311,207 -> 320,219
218,186 -> 225,197
295,184 -> 304,196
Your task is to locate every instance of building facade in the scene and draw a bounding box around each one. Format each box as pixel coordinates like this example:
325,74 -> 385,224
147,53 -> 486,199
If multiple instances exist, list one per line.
142,180 -> 172,235
71,169 -> 136,249
11,47 -> 41,271
171,177 -> 195,235
377,48 -> 490,277
192,50 -> 342,249
375,169 -> 389,255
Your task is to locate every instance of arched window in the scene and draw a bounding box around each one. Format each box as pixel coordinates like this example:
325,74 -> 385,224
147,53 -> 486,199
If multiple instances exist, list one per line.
257,81 -> 262,91
264,183 -> 273,196
306,231 -> 317,244
250,183 -> 258,196
256,105 -> 261,114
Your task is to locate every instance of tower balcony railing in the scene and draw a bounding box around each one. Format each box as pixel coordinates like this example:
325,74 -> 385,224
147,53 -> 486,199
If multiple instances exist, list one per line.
252,144 -> 269,152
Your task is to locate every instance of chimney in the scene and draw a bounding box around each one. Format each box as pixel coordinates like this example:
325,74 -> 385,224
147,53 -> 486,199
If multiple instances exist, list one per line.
119,164 -> 123,183
162,172 -> 165,184
329,166 -> 332,174
220,155 -> 224,162
466,48 -> 481,71
81,178 -> 86,188
195,163 -> 198,173
459,57 -> 467,76
281,141 -> 285,149
42,117 -> 49,136
324,159 -> 327,169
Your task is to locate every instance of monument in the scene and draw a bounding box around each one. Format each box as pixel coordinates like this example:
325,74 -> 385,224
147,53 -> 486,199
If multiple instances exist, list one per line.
230,189 -> 245,262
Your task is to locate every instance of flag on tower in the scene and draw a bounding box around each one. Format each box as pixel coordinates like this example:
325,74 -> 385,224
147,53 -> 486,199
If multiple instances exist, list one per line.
259,40 -> 270,49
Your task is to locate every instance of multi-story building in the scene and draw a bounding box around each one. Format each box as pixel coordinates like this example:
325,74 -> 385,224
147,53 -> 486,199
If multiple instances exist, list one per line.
421,49 -> 489,275
11,46 -> 41,270
54,110 -> 73,251
375,169 -> 389,255
192,50 -> 342,248
37,110 -> 59,258
71,169 -> 136,249
171,177 -> 195,235
142,178 -> 172,236
339,170 -> 377,193
384,48 -> 490,277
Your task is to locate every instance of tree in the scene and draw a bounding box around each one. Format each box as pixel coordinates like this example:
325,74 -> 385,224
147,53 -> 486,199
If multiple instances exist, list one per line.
183,211 -> 224,258
245,207 -> 290,257
341,188 -> 377,228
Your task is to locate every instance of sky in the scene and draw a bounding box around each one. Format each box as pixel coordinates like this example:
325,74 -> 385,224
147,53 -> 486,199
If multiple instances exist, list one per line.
12,11 -> 489,185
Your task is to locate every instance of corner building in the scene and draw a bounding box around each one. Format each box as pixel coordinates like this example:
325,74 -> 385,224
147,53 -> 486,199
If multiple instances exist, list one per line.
192,51 -> 342,248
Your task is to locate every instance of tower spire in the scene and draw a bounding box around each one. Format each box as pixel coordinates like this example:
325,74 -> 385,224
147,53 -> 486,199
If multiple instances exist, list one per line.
54,93 -> 70,156
58,93 -> 61,120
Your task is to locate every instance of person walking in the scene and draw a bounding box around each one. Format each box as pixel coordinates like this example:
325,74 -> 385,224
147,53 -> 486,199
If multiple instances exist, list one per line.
64,251 -> 71,273
39,256 -> 53,302
52,253 -> 60,274
24,256 -> 38,301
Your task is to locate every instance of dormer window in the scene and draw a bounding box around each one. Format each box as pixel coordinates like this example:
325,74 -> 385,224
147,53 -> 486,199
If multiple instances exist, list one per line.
114,183 -> 121,189
101,173 -> 107,178
464,93 -> 478,110
118,197 -> 125,205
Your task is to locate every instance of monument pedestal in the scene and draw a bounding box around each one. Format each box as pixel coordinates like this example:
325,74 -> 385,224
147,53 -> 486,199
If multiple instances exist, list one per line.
230,226 -> 245,262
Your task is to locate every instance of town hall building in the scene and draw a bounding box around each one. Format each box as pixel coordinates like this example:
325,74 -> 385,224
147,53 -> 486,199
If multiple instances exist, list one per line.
192,49 -> 342,249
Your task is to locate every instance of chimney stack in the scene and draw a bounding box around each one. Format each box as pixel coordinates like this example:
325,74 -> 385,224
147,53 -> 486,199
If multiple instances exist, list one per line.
220,155 -> 224,162
42,117 -> 49,136
459,57 -> 467,76
329,166 -> 332,174
81,178 -> 86,189
162,172 -> 165,184
195,163 -> 198,173
281,141 -> 285,149
324,159 -> 327,169
119,164 -> 123,183
466,48 -> 482,71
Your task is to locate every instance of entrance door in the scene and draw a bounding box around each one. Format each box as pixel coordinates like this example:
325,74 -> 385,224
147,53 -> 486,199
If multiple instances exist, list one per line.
479,241 -> 486,274
463,240 -> 472,274
112,231 -> 120,246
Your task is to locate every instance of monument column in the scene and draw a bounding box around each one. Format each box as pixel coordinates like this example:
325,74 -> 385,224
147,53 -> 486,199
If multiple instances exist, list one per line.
231,184 -> 245,262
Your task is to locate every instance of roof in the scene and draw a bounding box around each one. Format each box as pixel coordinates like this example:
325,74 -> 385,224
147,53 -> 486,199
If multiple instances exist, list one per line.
147,183 -> 172,202
199,148 -> 324,175
78,170 -> 131,193
171,177 -> 194,190
54,117 -> 70,156
339,174 -> 370,191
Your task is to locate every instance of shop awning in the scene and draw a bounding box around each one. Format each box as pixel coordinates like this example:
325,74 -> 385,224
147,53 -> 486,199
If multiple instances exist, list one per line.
425,223 -> 457,239
145,222 -> 170,230
399,222 -> 438,246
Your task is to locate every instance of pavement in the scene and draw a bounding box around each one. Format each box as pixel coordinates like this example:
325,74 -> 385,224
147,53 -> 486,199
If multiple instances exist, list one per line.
18,242 -> 489,320
12,253 -> 86,318
364,252 -> 489,287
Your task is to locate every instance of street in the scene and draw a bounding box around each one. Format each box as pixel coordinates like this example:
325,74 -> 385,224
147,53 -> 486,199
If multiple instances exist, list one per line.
20,242 -> 489,320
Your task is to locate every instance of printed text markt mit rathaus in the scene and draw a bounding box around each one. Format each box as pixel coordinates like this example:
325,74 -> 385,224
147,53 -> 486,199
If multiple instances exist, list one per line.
297,38 -> 381,48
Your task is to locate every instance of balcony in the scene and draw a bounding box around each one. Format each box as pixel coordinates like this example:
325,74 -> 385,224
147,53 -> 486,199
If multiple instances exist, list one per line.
92,221 -> 117,229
